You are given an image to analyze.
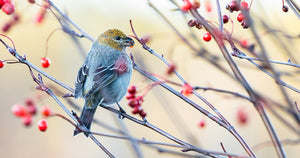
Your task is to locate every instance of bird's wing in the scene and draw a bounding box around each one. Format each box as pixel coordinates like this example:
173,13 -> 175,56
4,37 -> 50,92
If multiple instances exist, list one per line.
83,63 -> 119,98
74,63 -> 89,98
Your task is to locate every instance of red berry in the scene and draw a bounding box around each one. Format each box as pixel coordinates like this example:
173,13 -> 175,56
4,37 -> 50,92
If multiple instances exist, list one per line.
126,93 -> 135,100
22,115 -> 33,127
139,111 -> 147,118
181,0 -> 192,12
0,0 -> 5,8
282,5 -> 288,12
237,108 -> 248,125
127,85 -> 136,94
181,83 -> 193,96
38,119 -> 48,132
0,60 -> 4,68
202,32 -> 212,42
240,2 -> 249,10
237,13 -> 244,22
198,119 -> 206,128
132,106 -> 142,114
41,106 -> 52,117
11,104 -> 27,117
128,99 -> 138,108
223,15 -> 229,24
2,2 -> 14,15
41,57 -> 51,68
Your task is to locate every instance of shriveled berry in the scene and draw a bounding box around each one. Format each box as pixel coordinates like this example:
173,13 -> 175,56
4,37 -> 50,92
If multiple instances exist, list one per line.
166,62 -> 177,75
22,115 -> 33,127
139,111 -> 147,118
38,119 -> 48,131
282,5 -> 288,12
27,105 -> 37,115
27,0 -> 35,4
192,0 -> 200,9
25,97 -> 35,107
223,15 -> 229,24
226,0 -> 240,12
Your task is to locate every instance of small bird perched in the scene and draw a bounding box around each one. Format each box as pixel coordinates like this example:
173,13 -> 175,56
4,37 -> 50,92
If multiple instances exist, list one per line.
74,29 -> 134,136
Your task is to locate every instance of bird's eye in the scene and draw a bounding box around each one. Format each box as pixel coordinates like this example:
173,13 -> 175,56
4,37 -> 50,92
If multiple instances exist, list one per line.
115,36 -> 121,40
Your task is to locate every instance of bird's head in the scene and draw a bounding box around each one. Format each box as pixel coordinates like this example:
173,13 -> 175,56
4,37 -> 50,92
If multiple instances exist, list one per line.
97,29 -> 135,51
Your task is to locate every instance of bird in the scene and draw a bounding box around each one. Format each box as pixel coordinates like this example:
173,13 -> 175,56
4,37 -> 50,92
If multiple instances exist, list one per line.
73,29 -> 134,136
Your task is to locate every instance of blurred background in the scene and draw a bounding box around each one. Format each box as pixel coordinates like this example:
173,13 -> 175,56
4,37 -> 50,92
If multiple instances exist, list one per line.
0,0 -> 299,157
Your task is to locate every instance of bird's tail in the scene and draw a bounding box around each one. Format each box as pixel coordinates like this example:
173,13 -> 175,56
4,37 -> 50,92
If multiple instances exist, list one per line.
73,100 -> 97,137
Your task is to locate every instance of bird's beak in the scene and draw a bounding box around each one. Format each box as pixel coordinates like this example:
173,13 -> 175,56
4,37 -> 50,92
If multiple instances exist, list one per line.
123,37 -> 135,47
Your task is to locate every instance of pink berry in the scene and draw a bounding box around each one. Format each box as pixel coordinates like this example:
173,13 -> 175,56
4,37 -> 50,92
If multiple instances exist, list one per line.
237,108 -> 248,125
240,2 -> 249,10
38,119 -> 48,132
2,2 -> 14,15
198,119 -> 206,128
22,115 -> 33,127
11,104 -> 27,117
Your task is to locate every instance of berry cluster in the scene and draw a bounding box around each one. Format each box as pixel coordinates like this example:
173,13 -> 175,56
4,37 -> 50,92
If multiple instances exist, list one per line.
226,1 -> 250,28
126,85 -> 147,118
0,0 -> 15,15
11,97 -> 51,131
2,13 -> 19,32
